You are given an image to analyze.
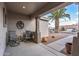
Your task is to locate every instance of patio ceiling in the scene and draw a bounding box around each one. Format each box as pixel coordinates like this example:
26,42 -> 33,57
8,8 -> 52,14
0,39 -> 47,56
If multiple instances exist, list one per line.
5,2 -> 70,16
5,2 -> 47,15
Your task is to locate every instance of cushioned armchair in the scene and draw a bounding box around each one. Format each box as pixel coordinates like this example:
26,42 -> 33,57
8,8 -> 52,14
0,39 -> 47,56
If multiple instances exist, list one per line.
23,31 -> 33,41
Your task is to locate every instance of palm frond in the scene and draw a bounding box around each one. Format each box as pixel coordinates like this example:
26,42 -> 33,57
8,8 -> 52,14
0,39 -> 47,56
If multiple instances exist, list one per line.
62,14 -> 71,20
48,8 -> 71,21
48,16 -> 55,22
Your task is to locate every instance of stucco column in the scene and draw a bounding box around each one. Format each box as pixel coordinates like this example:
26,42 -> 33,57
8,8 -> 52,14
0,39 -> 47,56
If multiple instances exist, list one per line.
35,16 -> 41,43
72,32 -> 79,56
72,3 -> 79,56
78,3 -> 79,30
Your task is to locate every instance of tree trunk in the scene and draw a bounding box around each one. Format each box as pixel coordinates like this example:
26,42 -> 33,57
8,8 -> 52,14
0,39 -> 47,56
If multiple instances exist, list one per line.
55,18 -> 59,33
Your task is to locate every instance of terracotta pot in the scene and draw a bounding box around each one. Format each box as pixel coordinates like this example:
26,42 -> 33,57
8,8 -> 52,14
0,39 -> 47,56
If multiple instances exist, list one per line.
65,43 -> 72,54
42,37 -> 48,42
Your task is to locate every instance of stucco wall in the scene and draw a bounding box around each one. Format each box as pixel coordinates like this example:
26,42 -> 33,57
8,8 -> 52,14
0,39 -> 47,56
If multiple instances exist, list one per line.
7,12 -> 36,34
39,20 -> 49,38
0,3 -> 7,56
7,13 -> 49,41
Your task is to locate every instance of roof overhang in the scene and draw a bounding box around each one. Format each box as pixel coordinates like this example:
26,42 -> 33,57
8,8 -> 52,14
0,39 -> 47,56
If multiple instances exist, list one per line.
5,2 -> 72,17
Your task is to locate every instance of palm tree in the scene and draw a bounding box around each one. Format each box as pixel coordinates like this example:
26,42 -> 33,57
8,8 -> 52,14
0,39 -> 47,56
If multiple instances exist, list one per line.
48,8 -> 70,33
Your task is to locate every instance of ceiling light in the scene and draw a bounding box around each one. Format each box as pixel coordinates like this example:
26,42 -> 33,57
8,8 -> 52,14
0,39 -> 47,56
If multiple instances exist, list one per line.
22,6 -> 26,9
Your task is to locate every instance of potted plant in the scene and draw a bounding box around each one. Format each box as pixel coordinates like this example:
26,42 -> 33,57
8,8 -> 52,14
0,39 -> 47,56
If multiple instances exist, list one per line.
65,43 -> 72,54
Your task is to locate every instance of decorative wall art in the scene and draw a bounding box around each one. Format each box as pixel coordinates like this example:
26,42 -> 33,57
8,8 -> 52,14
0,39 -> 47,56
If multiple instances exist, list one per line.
16,21 -> 24,29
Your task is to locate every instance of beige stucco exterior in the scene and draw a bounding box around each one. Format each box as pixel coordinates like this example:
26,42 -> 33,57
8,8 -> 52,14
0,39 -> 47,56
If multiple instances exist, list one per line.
7,12 -> 35,32
0,3 -> 7,56
7,12 -> 49,41
39,20 -> 49,38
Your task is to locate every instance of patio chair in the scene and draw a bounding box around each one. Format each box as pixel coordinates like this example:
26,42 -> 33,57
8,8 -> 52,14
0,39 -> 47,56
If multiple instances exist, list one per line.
8,31 -> 20,47
23,31 -> 34,42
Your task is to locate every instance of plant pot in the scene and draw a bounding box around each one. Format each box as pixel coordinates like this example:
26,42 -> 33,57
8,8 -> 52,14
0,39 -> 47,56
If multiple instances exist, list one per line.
42,37 -> 48,42
65,43 -> 72,54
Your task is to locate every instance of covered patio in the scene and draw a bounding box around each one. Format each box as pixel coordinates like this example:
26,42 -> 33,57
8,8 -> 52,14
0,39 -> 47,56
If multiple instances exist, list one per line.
0,2 -> 79,56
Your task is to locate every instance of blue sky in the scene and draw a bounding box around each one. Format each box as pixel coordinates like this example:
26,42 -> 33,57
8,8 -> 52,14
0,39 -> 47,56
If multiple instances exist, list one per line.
43,3 -> 78,27
65,3 -> 78,22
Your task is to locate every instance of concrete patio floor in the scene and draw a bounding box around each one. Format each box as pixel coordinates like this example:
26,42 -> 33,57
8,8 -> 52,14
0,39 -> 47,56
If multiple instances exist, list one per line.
4,42 -> 56,56
4,41 -> 65,56
4,33 -> 76,56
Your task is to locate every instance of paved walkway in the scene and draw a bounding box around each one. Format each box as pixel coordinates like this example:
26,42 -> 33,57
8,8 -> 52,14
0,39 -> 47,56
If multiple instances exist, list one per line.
47,35 -> 74,52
